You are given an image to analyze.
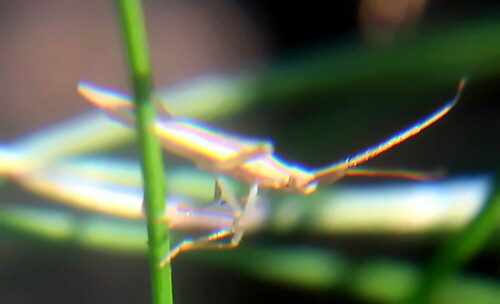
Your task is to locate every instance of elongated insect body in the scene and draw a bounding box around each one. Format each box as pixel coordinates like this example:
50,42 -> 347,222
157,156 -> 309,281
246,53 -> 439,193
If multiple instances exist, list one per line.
78,82 -> 273,172
235,154 -> 317,194
79,79 -> 465,195
155,118 -> 273,171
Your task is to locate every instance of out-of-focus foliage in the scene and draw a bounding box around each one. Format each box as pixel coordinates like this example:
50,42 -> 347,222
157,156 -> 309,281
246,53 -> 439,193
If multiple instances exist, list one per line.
1,1 -> 499,303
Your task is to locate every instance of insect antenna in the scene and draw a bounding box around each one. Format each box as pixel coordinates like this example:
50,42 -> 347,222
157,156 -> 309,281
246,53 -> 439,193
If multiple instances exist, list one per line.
343,168 -> 446,181
313,77 -> 467,184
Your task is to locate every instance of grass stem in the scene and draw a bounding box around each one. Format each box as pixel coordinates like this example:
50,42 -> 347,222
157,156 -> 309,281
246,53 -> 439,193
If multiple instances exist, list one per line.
114,1 -> 173,303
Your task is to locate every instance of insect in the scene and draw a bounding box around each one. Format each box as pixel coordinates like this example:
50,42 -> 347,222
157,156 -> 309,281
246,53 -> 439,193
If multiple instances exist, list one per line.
78,78 -> 466,196
0,149 -> 266,264
78,79 -> 465,267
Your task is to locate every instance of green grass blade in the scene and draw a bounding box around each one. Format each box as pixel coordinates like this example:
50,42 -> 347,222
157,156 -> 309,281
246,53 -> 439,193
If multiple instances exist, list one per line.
407,173 -> 500,303
114,1 -> 173,303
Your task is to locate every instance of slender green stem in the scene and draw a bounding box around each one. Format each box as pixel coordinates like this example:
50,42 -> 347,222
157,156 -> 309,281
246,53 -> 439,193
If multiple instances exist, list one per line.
114,1 -> 173,303
407,174 -> 500,304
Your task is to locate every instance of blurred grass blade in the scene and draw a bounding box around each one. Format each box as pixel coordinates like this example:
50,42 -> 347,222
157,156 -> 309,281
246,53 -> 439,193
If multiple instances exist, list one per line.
1,203 -> 499,303
191,246 -> 500,304
0,205 -> 148,253
408,173 -> 500,303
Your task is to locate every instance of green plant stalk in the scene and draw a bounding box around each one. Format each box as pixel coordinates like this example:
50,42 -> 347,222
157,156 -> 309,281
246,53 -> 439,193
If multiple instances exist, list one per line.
115,1 -> 173,303
407,174 -> 500,304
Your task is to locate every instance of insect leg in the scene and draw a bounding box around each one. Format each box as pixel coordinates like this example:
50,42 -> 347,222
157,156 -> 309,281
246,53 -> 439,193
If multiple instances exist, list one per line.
158,228 -> 238,268
315,170 -> 347,185
157,179 -> 258,267
152,95 -> 173,118
215,176 -> 243,216
231,182 -> 259,244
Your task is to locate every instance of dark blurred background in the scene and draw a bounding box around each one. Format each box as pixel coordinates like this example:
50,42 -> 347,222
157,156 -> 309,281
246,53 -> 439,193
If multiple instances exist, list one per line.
0,1 -> 499,303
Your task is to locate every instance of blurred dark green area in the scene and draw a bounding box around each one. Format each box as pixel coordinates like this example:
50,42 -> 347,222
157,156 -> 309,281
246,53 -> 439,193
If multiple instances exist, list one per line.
0,1 -> 499,303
